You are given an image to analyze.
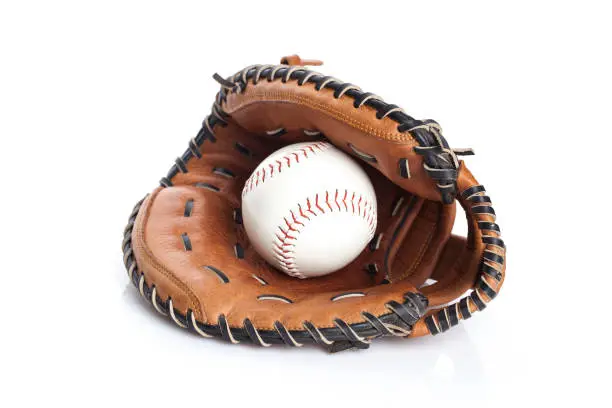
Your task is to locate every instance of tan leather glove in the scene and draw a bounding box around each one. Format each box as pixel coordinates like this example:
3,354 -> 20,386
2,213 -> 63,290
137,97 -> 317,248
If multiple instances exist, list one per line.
122,56 -> 506,352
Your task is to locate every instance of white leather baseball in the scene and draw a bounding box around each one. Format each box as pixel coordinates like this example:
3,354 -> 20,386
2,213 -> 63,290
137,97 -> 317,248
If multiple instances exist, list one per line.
241,141 -> 377,278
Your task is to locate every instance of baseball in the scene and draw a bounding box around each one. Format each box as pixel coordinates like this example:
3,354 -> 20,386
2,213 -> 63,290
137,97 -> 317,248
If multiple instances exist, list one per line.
241,141 -> 377,278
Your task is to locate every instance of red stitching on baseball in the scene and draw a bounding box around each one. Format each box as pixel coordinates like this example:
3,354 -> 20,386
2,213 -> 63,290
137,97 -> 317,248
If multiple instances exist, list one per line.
284,217 -> 298,232
273,243 -> 289,254
241,142 -> 375,278
291,210 -> 304,226
325,191 -> 333,212
298,204 -> 310,221
272,189 -> 377,278
242,142 -> 331,198
315,194 -> 325,213
278,226 -> 296,241
306,198 -> 316,217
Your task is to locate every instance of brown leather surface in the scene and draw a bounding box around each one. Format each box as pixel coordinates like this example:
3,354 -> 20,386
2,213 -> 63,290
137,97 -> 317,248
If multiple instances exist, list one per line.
223,79 -> 444,202
131,122 -> 452,329
280,54 -> 323,66
130,59 -> 502,339
411,164 -> 506,336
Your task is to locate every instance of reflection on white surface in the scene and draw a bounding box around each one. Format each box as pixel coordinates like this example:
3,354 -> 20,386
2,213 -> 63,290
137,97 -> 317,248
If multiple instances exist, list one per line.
122,280 -> 486,395
432,352 -> 456,379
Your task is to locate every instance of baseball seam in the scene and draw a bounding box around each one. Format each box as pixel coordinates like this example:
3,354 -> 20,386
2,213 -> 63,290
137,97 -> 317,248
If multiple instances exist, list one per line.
272,189 -> 376,278
242,141 -> 330,198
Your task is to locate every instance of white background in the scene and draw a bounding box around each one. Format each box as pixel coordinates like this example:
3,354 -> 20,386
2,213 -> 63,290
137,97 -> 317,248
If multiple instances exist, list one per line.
1,1 -> 610,406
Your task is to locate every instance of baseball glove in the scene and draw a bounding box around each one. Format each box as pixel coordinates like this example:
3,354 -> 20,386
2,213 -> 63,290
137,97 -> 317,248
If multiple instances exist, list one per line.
122,55 -> 506,352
